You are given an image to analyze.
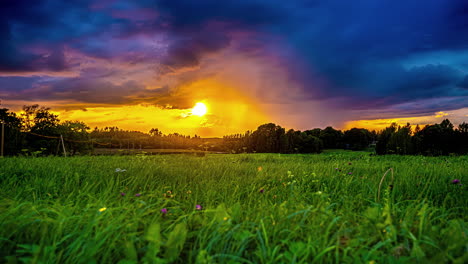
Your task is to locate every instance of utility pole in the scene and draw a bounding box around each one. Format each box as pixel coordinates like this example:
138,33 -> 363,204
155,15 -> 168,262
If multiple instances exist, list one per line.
60,134 -> 67,157
1,121 -> 4,157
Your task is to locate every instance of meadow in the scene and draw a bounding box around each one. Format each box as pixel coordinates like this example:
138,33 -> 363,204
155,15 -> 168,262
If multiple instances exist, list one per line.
0,151 -> 466,263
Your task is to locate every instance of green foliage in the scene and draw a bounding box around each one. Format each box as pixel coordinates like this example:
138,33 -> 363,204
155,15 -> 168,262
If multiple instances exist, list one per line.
377,119 -> 468,156
0,152 -> 466,263
225,123 -> 324,154
343,128 -> 374,151
59,121 -> 93,155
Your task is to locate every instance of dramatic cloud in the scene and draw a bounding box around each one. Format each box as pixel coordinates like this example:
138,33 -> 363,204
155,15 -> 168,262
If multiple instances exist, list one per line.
459,75 -> 468,89
0,0 -> 467,134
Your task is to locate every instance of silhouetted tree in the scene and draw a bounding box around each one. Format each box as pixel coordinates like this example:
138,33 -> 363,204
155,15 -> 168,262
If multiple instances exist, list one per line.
20,105 -> 61,155
387,123 -> 413,154
0,108 -> 23,155
376,123 -> 397,155
299,133 -> 323,153
375,119 -> 467,156
456,122 -> 468,154
319,126 -> 343,149
343,128 -> 372,150
59,121 -> 92,155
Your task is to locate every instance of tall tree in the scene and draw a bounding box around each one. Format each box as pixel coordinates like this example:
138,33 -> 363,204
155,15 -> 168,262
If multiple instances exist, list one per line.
319,126 -> 343,149
21,105 -> 61,155
343,128 -> 372,150
0,108 -> 23,155
59,121 -> 92,155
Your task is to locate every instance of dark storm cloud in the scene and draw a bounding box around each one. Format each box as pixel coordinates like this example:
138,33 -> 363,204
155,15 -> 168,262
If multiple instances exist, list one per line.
155,0 -> 284,29
0,77 -> 42,92
394,65 -> 465,99
162,31 -> 231,70
0,0 -> 155,71
152,0 -> 468,114
151,0 -> 286,71
0,0 -> 87,71
458,75 -> 468,89
274,0 -> 468,106
0,74 -> 192,109
4,76 -> 152,105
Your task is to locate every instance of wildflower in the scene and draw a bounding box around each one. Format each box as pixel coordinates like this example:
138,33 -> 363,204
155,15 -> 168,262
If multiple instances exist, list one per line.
120,192 -> 126,196
335,168 -> 339,170
257,166 -> 263,172
187,190 -> 192,194
164,193 -> 174,198
196,204 -> 202,210
161,208 -> 168,214
223,217 -> 228,221
135,193 -> 141,197
452,179 -> 461,184
348,172 -> 352,175
99,207 -> 107,212
259,188 -> 265,193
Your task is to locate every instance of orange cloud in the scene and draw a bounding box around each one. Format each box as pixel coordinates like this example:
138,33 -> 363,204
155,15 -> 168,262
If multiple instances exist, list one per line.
344,108 -> 468,131
50,78 -> 270,137
434,111 -> 449,118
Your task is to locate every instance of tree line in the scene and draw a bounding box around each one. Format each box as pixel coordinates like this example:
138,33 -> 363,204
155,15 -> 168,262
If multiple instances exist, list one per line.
223,124 -> 376,154
0,104 -> 466,156
376,120 -> 468,155
0,105 -> 222,156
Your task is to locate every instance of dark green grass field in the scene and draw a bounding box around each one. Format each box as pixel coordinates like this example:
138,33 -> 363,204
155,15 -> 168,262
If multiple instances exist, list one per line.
0,151 -> 467,263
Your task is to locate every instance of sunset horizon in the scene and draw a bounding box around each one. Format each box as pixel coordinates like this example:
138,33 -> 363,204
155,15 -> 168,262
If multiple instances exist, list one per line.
1,0 -> 467,136
1,101 -> 465,137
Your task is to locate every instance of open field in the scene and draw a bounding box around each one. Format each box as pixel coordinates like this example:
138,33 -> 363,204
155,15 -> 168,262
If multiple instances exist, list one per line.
92,148 -> 217,156
0,151 -> 467,263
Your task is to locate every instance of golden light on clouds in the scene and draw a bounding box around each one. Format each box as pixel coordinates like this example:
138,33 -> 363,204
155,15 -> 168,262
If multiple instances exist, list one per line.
344,117 -> 420,131
343,109 -> 468,131
49,78 -> 271,137
434,111 -> 449,118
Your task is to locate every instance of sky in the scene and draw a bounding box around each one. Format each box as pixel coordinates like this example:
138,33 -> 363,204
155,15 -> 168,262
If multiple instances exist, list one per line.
0,0 -> 467,136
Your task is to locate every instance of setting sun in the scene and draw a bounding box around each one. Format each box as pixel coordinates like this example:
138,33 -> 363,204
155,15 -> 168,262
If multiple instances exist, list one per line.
191,102 -> 208,116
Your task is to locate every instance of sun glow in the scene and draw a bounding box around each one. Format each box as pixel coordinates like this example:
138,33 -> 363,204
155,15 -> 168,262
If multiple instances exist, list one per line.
191,102 -> 208,116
